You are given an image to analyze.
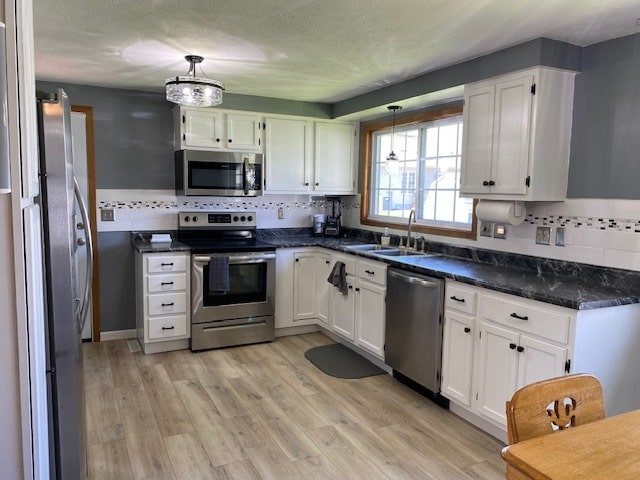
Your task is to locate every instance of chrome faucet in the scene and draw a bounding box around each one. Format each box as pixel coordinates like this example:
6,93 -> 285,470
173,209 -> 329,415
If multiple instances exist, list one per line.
406,209 -> 416,248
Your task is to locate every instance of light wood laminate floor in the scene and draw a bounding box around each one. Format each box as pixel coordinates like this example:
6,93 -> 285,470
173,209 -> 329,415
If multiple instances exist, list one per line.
84,333 -> 506,479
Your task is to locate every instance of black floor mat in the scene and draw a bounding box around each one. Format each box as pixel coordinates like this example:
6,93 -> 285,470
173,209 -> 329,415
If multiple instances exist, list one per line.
304,343 -> 385,379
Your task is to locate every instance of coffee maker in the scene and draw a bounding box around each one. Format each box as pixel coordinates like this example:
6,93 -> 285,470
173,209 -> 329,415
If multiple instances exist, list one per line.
324,197 -> 341,236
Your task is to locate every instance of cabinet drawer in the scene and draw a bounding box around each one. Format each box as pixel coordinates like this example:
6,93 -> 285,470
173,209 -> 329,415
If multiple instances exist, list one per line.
332,254 -> 356,276
445,283 -> 477,315
146,255 -> 187,274
147,315 -> 188,340
480,294 -> 570,344
147,292 -> 187,316
357,259 -> 387,286
147,273 -> 187,293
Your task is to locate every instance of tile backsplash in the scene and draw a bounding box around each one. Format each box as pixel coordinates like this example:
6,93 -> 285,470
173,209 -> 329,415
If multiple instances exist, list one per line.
341,196 -> 640,272
97,190 -> 640,272
96,189 -> 327,232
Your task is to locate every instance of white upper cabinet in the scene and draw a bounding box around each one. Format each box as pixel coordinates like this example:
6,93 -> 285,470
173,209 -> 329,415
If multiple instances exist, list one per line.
460,67 -> 576,200
264,117 -> 357,194
264,117 -> 312,192
314,122 -> 357,193
174,107 -> 263,152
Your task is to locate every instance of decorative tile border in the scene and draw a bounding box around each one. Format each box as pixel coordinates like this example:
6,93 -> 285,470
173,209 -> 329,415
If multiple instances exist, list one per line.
98,198 -> 329,211
524,214 -> 640,232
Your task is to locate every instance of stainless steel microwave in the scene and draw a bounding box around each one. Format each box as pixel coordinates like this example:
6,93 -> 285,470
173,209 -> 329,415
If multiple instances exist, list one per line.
175,150 -> 263,196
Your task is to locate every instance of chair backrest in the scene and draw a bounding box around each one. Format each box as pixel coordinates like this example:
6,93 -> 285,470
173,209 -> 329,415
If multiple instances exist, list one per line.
505,373 -> 605,444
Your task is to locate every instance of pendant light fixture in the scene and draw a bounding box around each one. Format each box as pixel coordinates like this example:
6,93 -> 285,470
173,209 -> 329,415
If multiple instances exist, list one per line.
166,55 -> 225,107
386,105 -> 402,163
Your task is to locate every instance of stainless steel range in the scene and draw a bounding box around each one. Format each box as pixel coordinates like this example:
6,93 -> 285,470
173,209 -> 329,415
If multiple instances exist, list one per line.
178,211 -> 276,351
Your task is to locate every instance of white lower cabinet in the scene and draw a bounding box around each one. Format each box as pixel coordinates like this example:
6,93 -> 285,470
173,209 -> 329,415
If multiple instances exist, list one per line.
315,252 -> 332,326
275,247 -> 333,329
331,272 -> 356,340
135,251 -> 190,354
441,310 -> 475,406
354,278 -> 386,357
276,248 -> 386,360
329,255 -> 386,359
292,251 -> 317,321
441,280 -> 571,433
441,280 -> 640,441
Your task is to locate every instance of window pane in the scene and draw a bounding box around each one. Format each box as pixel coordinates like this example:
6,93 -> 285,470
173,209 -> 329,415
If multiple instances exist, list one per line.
425,127 -> 438,158
438,123 -> 459,156
368,114 -> 471,233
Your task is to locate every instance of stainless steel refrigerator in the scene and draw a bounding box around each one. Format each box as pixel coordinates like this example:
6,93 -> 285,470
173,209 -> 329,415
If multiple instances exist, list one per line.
37,88 -> 93,479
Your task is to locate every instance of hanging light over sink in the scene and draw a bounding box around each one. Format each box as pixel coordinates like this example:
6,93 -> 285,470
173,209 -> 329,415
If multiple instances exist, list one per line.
386,105 -> 402,174
166,55 -> 225,107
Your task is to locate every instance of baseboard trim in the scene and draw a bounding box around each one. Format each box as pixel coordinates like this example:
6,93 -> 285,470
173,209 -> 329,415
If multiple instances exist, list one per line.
275,324 -> 320,337
100,329 -> 137,341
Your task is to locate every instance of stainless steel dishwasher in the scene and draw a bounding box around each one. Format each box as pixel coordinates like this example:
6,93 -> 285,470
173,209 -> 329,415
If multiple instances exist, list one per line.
385,268 -> 445,397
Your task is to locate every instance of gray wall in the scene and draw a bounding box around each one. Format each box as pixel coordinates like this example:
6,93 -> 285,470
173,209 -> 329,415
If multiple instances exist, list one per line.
37,81 -> 176,189
567,33 -> 640,199
97,232 -> 136,332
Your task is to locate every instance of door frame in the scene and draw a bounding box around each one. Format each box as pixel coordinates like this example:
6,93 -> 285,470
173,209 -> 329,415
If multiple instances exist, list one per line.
71,105 -> 100,341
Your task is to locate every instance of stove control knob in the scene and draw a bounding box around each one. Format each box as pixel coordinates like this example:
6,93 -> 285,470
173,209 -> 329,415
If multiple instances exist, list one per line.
247,215 -> 253,222
184,216 -> 190,222
192,216 -> 198,222
241,215 -> 246,222
233,216 -> 239,222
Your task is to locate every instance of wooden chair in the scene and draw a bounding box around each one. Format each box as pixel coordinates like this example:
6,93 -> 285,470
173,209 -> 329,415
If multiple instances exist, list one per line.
505,373 -> 605,445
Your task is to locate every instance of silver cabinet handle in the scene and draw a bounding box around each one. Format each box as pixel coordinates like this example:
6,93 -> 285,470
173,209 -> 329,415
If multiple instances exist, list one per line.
77,238 -> 86,246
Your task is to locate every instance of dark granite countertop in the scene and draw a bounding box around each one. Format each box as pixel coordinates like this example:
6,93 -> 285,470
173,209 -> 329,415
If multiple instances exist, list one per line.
130,229 -> 640,311
131,232 -> 191,253
256,230 -> 640,311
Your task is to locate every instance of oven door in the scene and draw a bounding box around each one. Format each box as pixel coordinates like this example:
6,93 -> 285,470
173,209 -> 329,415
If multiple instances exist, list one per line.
191,251 -> 275,324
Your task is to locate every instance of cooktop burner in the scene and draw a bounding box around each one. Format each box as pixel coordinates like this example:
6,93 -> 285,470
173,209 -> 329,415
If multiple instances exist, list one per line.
177,211 -> 276,253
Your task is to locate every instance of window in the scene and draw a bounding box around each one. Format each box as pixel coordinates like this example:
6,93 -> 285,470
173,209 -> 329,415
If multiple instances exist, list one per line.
361,107 -> 477,239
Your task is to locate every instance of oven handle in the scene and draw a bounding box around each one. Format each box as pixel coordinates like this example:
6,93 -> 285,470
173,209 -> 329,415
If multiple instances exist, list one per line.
193,253 -> 275,264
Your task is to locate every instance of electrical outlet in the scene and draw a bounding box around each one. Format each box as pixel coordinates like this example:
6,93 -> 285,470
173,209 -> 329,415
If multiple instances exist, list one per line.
493,223 -> 507,239
479,222 -> 493,237
536,226 -> 551,245
277,207 -> 284,219
101,208 -> 115,221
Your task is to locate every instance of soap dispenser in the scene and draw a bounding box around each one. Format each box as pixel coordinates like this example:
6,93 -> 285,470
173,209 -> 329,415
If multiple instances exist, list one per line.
381,227 -> 391,246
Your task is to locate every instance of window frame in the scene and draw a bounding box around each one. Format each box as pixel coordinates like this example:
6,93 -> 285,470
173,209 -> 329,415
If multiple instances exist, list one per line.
360,106 -> 477,240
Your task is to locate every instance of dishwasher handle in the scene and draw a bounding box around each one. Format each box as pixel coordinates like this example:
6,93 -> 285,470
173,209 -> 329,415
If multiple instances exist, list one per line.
388,269 -> 440,288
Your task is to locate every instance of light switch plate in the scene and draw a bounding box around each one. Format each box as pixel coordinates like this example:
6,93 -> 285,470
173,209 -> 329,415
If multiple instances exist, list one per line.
555,227 -> 565,246
536,226 -> 551,245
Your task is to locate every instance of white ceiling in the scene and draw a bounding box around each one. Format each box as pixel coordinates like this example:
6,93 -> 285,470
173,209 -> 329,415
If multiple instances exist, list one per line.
33,0 -> 640,106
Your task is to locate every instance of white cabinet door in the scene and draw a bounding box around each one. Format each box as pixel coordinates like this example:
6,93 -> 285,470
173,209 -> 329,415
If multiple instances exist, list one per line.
293,252 -> 316,321
183,109 -> 222,148
264,117 -> 311,192
516,334 -> 567,390
441,310 -> 475,406
491,75 -> 533,195
355,279 -> 386,358
226,113 -> 262,151
460,84 -> 494,194
314,122 -> 356,193
274,248 -> 294,328
315,253 -> 332,326
331,274 -> 356,340
476,322 -> 519,425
